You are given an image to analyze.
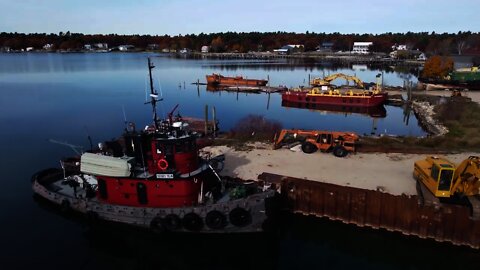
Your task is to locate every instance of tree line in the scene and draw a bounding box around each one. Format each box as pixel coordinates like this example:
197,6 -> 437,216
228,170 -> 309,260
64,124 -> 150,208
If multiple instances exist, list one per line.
1,31 -> 479,55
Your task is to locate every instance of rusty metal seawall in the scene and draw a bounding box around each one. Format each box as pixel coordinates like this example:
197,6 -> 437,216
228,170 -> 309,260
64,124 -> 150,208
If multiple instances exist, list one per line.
259,173 -> 480,249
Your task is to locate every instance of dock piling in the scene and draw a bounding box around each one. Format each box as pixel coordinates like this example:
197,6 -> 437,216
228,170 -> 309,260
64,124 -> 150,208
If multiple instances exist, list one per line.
204,105 -> 209,135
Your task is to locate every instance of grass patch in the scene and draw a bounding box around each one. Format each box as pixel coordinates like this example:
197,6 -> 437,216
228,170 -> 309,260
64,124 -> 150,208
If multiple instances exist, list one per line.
432,97 -> 480,150
227,115 -> 283,142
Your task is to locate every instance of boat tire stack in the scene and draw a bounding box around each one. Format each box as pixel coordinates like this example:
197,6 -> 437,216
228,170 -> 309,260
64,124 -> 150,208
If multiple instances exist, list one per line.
163,214 -> 182,231
205,210 -> 227,229
148,206 -> 254,233
182,212 -> 203,231
228,207 -> 252,227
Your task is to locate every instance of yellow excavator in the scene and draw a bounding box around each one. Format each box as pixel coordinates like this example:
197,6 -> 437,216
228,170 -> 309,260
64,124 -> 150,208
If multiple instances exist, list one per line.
414,156 -> 480,218
310,73 -> 365,89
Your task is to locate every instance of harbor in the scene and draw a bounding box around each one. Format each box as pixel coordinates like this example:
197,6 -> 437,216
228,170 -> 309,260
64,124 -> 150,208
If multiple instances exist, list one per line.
0,51 -> 476,268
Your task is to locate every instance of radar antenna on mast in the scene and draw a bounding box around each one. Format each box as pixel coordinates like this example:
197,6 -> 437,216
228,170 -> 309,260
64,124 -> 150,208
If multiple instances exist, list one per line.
144,57 -> 163,130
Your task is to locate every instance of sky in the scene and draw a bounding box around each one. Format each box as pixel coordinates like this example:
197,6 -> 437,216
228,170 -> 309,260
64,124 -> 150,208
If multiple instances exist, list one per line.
0,0 -> 478,35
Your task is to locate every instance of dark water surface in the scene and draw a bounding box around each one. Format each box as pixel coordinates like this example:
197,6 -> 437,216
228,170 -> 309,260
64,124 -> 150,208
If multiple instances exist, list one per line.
1,53 -> 477,269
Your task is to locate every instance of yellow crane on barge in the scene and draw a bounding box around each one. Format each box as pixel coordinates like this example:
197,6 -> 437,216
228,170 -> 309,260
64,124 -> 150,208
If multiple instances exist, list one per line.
310,73 -> 365,88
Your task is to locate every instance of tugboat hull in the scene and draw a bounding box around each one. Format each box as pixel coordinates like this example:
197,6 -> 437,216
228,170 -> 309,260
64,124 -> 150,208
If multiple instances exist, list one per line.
32,168 -> 275,233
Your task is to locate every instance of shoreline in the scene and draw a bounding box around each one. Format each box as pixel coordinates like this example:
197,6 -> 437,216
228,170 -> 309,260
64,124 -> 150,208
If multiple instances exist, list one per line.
204,143 -> 478,197
0,50 -> 424,64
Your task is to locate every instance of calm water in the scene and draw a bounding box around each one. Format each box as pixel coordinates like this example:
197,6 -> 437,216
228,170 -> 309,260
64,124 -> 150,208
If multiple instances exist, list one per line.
1,53 -> 477,269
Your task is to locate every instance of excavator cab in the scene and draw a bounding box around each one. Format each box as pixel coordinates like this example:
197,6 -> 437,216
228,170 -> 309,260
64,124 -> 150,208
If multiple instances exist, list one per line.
414,156 -> 480,219
414,156 -> 455,197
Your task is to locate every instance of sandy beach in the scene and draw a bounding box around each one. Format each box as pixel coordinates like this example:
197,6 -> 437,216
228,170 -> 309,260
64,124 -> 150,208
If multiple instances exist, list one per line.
204,144 -> 478,196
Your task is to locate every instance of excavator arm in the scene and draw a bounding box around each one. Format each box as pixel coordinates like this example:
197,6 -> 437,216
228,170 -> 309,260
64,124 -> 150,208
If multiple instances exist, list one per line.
311,73 -> 365,88
451,156 -> 480,196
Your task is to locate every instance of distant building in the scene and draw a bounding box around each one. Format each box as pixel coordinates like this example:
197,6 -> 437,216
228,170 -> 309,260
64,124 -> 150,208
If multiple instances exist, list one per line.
273,48 -> 289,55
25,47 -> 34,52
201,45 -> 209,53
84,44 -> 92,50
147,44 -> 159,50
316,42 -> 334,52
352,42 -> 373,54
417,53 -> 427,61
274,44 -> 304,54
118,45 -> 134,51
94,43 -> 108,49
392,44 -> 408,51
43,44 -> 54,50
390,49 -> 426,60
179,48 -> 191,54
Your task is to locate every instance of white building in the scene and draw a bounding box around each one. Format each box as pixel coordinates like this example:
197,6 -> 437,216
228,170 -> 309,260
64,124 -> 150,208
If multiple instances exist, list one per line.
118,45 -> 134,51
25,47 -> 34,52
201,46 -> 209,53
43,44 -> 53,50
94,43 -> 108,49
417,53 -> 427,61
352,42 -> 373,54
392,44 -> 408,51
274,44 -> 304,54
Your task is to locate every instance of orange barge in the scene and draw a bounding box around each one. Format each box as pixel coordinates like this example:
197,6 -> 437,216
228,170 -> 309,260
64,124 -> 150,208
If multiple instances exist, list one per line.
206,73 -> 268,86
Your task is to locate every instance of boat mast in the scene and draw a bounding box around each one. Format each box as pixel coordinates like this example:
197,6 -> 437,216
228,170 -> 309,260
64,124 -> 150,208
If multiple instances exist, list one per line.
147,57 -> 161,129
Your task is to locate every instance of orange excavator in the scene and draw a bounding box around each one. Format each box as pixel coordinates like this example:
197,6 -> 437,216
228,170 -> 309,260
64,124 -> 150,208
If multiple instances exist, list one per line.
273,129 -> 359,157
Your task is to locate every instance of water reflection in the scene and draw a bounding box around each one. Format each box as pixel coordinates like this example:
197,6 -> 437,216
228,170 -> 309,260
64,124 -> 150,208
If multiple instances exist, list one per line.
282,101 -> 387,118
0,53 -> 425,137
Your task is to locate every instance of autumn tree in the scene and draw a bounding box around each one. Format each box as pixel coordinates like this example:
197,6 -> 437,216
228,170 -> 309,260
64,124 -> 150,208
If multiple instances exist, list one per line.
421,55 -> 454,79
210,36 -> 224,52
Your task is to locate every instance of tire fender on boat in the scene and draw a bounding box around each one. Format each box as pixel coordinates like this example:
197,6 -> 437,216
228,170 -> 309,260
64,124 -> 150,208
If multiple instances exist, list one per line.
163,214 -> 182,231
229,207 -> 252,227
150,217 -> 165,234
205,210 -> 227,230
60,199 -> 70,213
182,212 -> 203,231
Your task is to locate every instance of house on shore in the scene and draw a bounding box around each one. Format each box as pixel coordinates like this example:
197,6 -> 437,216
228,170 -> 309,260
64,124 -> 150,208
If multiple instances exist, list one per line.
201,46 -> 210,53
95,43 -> 108,50
390,49 -> 427,61
352,42 -> 373,54
43,44 -> 54,51
316,42 -> 334,52
147,44 -> 159,50
274,44 -> 304,55
118,45 -> 135,51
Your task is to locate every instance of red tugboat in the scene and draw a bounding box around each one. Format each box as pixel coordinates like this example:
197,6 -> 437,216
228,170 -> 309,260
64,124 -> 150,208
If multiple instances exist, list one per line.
206,73 -> 268,86
32,58 -> 276,233
282,73 -> 387,107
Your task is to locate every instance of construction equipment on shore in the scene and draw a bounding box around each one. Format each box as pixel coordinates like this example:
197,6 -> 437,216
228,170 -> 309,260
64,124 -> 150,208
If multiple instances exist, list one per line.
414,156 -> 480,218
273,129 -> 359,157
310,73 -> 365,88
